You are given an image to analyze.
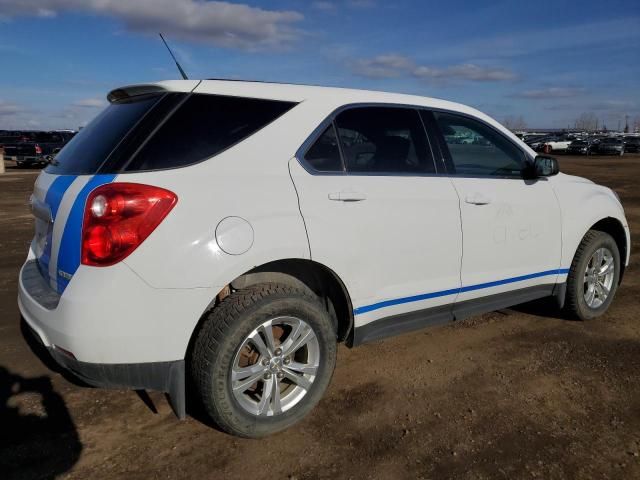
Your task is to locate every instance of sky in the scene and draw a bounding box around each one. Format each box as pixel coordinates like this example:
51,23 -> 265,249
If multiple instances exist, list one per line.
0,0 -> 639,130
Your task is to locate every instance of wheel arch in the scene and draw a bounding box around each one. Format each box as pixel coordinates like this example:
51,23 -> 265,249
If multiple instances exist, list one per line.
588,217 -> 628,283
186,259 -> 355,364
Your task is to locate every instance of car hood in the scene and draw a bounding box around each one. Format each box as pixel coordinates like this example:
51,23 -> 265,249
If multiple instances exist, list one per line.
551,172 -> 594,185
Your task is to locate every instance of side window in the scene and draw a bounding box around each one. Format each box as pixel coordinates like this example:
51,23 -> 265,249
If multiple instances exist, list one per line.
304,124 -> 343,172
434,112 -> 525,177
125,94 -> 295,171
335,107 -> 435,174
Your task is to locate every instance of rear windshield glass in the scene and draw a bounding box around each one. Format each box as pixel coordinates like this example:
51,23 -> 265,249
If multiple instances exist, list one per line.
45,94 -> 162,175
46,93 -> 295,175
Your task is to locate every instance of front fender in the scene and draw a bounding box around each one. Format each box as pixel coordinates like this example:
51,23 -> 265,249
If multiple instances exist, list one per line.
551,175 -> 629,269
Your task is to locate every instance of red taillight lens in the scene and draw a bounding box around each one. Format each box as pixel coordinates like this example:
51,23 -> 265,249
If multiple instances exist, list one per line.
81,183 -> 177,267
35,144 -> 42,154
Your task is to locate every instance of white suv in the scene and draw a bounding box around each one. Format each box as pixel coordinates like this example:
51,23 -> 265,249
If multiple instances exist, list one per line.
18,80 -> 630,437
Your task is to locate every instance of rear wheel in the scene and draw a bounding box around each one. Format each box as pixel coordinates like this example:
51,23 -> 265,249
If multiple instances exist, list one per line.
191,283 -> 336,438
565,230 -> 620,320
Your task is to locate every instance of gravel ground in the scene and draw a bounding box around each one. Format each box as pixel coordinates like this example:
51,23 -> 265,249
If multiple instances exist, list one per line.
1,156 -> 639,480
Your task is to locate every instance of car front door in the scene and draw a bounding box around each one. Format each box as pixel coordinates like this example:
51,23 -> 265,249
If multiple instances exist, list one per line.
289,106 -> 463,342
424,110 -> 563,318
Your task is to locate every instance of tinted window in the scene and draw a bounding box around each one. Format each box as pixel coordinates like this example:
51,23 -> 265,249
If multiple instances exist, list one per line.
46,94 -> 161,175
335,107 -> 434,174
435,112 -> 525,177
304,125 -> 343,172
125,94 -> 295,171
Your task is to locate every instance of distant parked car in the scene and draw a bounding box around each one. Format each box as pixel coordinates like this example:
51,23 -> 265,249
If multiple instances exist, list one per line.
527,135 -> 571,153
622,137 -> 640,153
567,139 -> 598,155
536,136 -> 572,153
525,136 -> 553,151
597,138 -> 625,156
3,131 -> 76,167
0,130 -> 23,148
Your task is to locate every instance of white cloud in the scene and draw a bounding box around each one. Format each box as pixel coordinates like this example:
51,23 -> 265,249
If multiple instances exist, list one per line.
351,54 -> 414,78
72,97 -> 107,108
351,54 -> 516,83
0,100 -> 21,117
312,1 -> 336,11
347,0 -> 376,8
0,0 -> 304,50
413,63 -> 515,82
511,87 -> 586,99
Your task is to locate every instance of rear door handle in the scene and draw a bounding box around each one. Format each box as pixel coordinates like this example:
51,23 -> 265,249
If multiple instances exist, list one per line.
328,191 -> 367,202
464,193 -> 492,205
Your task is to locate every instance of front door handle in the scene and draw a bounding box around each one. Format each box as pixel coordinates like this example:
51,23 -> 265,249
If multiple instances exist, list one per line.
328,191 -> 367,202
465,193 -> 492,205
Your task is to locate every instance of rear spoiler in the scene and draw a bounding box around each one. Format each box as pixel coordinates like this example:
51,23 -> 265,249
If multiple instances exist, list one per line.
107,80 -> 201,104
107,85 -> 168,103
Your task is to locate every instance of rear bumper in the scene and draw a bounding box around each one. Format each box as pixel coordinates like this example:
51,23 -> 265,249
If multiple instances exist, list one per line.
18,253 -> 212,364
22,318 -> 186,417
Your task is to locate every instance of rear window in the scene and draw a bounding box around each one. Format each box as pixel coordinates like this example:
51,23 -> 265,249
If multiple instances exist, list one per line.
46,93 -> 295,175
46,94 -> 162,175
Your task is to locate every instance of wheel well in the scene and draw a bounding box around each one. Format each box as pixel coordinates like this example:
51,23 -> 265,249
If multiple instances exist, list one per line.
590,217 -> 627,282
192,259 -> 354,349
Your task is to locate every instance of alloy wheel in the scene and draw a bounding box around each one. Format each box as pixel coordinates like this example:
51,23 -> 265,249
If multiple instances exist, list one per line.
230,316 -> 320,417
583,247 -> 615,308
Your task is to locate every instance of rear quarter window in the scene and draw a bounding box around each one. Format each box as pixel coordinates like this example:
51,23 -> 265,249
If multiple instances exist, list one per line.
123,94 -> 296,171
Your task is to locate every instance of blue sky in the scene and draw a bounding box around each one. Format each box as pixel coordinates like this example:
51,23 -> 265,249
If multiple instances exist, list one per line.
0,0 -> 638,130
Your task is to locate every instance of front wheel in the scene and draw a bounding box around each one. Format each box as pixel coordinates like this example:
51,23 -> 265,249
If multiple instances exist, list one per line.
564,230 -> 620,320
191,283 -> 336,438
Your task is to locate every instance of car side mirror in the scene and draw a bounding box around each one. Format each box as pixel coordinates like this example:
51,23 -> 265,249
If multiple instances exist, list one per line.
532,155 -> 559,177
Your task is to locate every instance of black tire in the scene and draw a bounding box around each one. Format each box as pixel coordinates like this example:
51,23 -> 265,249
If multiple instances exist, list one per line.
564,230 -> 621,320
190,283 -> 336,438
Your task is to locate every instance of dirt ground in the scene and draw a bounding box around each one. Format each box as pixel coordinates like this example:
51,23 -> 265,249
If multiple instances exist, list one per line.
1,155 -> 639,480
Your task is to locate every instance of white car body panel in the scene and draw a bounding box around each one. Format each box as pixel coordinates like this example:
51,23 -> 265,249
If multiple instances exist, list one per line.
289,159 -> 463,328
18,80 -> 629,374
451,176 -> 564,303
549,173 -> 630,268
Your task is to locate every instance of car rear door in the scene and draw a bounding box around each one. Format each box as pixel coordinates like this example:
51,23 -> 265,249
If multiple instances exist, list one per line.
289,106 -> 463,343
423,110 -> 562,318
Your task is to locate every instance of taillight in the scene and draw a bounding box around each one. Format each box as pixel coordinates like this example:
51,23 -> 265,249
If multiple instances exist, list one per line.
35,144 -> 42,154
81,183 -> 177,267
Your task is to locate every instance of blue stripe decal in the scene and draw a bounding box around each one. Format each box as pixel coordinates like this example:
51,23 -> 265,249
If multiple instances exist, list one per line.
56,174 -> 117,294
353,268 -> 570,315
37,175 -> 77,281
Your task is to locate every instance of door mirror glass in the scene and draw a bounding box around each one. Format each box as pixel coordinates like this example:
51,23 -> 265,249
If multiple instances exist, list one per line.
533,155 -> 559,177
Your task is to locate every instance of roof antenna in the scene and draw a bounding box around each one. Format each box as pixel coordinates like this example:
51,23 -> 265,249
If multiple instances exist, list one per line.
159,33 -> 188,80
